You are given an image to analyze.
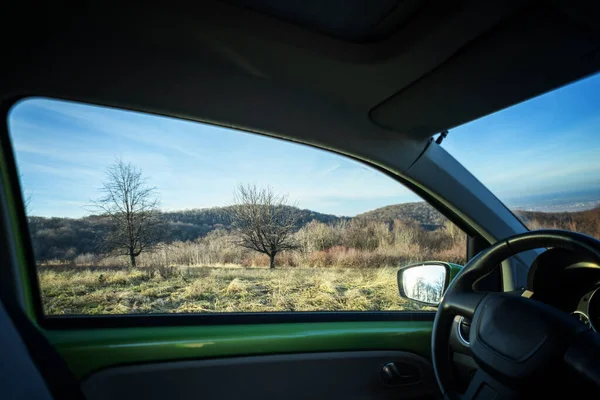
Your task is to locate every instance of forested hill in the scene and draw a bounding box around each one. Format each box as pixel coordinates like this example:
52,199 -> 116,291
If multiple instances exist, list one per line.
159,206 -> 346,241
30,203 -> 447,261
357,201 -> 600,235
355,201 -> 447,229
27,202 -> 600,261
28,206 -> 346,260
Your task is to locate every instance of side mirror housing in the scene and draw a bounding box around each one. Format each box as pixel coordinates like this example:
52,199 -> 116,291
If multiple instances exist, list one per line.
397,262 -> 462,306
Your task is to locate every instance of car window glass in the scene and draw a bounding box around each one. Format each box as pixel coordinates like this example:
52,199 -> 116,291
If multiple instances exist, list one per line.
8,98 -> 465,315
445,72 -> 600,240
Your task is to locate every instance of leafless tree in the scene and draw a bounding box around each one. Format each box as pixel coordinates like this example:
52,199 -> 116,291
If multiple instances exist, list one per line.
228,184 -> 299,269
411,273 -> 445,304
24,193 -> 31,212
90,159 -> 162,268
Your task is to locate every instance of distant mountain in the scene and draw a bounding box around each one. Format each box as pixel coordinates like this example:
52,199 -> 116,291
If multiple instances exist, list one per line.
356,201 -> 447,230
506,188 -> 600,212
515,206 -> 600,236
512,200 -> 600,213
358,201 -> 600,235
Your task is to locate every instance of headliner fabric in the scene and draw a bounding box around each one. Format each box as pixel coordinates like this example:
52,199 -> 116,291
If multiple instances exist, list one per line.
224,0 -> 412,42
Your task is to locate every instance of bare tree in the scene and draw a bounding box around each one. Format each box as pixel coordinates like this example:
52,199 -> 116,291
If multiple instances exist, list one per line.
23,193 -> 32,213
91,159 -> 162,268
228,184 -> 299,269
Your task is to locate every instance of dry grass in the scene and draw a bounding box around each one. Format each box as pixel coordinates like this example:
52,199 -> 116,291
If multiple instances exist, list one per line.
37,265 -> 432,315
36,219 -> 466,315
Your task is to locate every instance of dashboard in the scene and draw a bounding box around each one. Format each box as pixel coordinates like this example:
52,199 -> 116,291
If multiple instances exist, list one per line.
528,248 -> 600,332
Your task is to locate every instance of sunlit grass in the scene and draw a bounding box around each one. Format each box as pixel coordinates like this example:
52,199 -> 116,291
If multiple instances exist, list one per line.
37,265 -> 433,315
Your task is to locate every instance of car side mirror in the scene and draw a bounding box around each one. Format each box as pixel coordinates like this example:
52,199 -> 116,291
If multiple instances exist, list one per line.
397,262 -> 450,306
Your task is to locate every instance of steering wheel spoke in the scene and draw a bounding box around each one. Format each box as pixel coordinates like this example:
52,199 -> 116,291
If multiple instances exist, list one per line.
565,330 -> 600,388
443,291 -> 487,319
457,370 -> 519,400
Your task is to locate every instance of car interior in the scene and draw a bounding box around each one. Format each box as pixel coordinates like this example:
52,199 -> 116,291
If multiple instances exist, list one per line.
2,0 -> 600,399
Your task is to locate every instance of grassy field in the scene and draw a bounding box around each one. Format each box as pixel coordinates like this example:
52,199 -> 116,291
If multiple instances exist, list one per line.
37,265 -> 430,315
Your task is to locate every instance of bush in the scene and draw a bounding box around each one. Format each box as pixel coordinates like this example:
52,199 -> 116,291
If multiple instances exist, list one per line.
307,250 -> 333,268
295,221 -> 343,253
242,253 -> 269,267
73,253 -> 99,266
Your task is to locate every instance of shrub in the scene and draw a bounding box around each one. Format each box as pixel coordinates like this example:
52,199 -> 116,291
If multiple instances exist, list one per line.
295,220 -> 342,253
242,253 -> 269,268
276,251 -> 301,268
307,250 -> 332,268
73,253 -> 99,266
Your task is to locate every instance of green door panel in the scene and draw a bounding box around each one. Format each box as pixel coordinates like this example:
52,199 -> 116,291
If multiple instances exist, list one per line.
42,320 -> 434,379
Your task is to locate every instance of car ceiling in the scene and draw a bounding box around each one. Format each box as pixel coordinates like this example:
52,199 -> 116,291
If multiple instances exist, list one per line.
2,0 -> 600,171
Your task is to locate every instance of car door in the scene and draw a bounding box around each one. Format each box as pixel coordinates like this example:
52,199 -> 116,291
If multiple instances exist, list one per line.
0,97 -> 486,399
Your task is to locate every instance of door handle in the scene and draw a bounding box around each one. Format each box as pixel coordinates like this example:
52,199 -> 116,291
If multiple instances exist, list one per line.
381,362 -> 421,385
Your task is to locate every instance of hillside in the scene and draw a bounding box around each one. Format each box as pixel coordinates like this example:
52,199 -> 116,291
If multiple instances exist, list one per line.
356,201 -> 447,229
28,206 -> 346,261
160,206 -> 346,241
27,201 -> 600,262
357,201 -> 600,235
515,206 -> 600,236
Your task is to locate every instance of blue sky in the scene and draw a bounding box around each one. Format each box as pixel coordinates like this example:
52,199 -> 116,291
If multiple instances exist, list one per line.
444,72 -> 600,207
8,72 -> 600,218
8,99 -> 417,217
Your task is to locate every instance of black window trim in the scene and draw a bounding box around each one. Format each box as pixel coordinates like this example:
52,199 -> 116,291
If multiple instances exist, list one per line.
41,311 -> 436,329
1,95 -> 488,330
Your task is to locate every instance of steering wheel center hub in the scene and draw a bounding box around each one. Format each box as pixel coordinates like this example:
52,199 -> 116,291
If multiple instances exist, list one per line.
470,294 -> 582,383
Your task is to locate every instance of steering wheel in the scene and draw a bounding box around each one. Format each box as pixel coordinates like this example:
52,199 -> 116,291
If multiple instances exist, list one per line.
433,229 -> 600,399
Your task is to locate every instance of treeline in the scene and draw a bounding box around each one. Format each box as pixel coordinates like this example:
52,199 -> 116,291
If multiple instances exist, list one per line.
28,206 -> 346,261
28,202 -> 441,263
63,219 -> 467,270
30,202 -> 600,265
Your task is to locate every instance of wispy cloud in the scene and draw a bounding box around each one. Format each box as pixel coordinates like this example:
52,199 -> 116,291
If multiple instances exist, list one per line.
319,163 -> 340,176
13,99 -> 211,160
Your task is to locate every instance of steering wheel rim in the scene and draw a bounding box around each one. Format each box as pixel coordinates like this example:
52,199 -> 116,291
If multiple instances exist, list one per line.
432,229 -> 600,399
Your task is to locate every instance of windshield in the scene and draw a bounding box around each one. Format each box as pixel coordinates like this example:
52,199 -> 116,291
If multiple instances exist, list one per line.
445,72 -> 600,238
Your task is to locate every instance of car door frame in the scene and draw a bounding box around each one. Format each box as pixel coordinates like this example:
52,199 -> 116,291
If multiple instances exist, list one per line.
0,97 -> 523,381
